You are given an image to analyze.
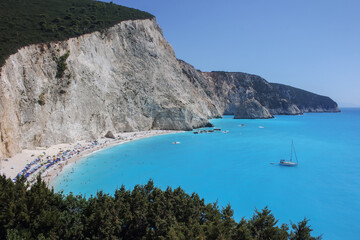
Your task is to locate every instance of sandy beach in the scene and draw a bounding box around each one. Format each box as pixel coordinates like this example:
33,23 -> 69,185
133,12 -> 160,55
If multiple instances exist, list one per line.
0,130 -> 182,186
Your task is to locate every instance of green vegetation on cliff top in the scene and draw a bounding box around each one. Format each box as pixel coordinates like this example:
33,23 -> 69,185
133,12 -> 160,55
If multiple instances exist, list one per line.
0,0 -> 154,66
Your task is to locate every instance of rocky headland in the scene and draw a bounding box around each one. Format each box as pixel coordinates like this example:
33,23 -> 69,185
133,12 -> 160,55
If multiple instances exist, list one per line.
0,18 -> 339,158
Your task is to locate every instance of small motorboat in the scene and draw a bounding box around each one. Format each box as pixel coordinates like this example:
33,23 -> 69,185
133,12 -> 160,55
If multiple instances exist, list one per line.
172,142 -> 180,144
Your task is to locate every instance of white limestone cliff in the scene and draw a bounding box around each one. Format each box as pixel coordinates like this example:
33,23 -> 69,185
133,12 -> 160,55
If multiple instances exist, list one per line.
0,19 -> 220,158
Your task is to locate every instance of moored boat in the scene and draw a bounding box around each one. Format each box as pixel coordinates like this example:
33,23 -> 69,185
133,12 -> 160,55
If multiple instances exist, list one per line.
279,140 -> 298,166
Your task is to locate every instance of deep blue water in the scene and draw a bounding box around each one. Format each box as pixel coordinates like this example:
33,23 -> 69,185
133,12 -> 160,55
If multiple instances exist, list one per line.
54,108 -> 360,239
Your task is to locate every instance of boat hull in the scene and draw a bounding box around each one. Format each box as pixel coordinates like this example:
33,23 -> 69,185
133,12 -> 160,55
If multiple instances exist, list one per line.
279,161 -> 298,166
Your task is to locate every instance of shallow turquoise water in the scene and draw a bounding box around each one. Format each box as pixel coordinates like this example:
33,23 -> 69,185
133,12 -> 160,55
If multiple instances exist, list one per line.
54,108 -> 360,239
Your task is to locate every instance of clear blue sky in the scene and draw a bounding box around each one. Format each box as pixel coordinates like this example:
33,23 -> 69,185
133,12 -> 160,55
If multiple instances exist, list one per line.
109,0 -> 360,107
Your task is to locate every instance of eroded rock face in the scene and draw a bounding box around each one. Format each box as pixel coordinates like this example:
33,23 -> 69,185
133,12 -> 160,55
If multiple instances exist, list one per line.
234,99 -> 273,119
0,19 -> 220,158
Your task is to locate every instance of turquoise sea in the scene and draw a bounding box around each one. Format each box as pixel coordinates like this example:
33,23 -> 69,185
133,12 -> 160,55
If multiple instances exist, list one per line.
54,108 -> 360,239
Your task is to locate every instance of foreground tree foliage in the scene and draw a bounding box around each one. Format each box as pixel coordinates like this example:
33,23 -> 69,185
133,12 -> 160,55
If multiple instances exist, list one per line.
0,175 -> 321,240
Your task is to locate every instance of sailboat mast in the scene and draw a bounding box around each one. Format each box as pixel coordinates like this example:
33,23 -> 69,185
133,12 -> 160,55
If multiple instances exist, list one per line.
293,142 -> 298,163
290,140 -> 293,162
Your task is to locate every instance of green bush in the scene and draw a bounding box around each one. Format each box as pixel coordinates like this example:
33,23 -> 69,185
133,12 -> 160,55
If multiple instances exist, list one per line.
56,51 -> 70,78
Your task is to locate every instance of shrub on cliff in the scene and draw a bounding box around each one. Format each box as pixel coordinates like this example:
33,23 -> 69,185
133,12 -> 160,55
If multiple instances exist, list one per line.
0,0 -> 154,67
0,175 -> 321,239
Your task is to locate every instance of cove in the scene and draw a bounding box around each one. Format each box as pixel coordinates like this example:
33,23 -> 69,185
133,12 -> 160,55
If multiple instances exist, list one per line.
54,108 -> 360,240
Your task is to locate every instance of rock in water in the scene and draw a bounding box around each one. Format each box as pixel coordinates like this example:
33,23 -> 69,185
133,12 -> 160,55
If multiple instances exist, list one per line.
105,131 -> 115,139
234,99 -> 273,119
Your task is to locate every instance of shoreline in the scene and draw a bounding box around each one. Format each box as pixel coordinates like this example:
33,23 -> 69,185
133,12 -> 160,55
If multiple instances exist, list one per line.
0,130 -> 183,187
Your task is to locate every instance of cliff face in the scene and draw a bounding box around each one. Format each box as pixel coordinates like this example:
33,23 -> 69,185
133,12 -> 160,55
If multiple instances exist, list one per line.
201,72 -> 302,118
200,72 -> 339,119
0,18 -> 340,158
271,83 -> 340,113
0,19 -> 220,158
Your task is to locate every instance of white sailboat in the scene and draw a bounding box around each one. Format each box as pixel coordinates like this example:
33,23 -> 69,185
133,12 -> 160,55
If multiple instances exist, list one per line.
279,140 -> 298,166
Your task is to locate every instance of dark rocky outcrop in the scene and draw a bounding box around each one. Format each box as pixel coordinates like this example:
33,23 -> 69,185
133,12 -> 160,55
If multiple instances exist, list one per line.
105,131 -> 115,139
234,99 -> 273,119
